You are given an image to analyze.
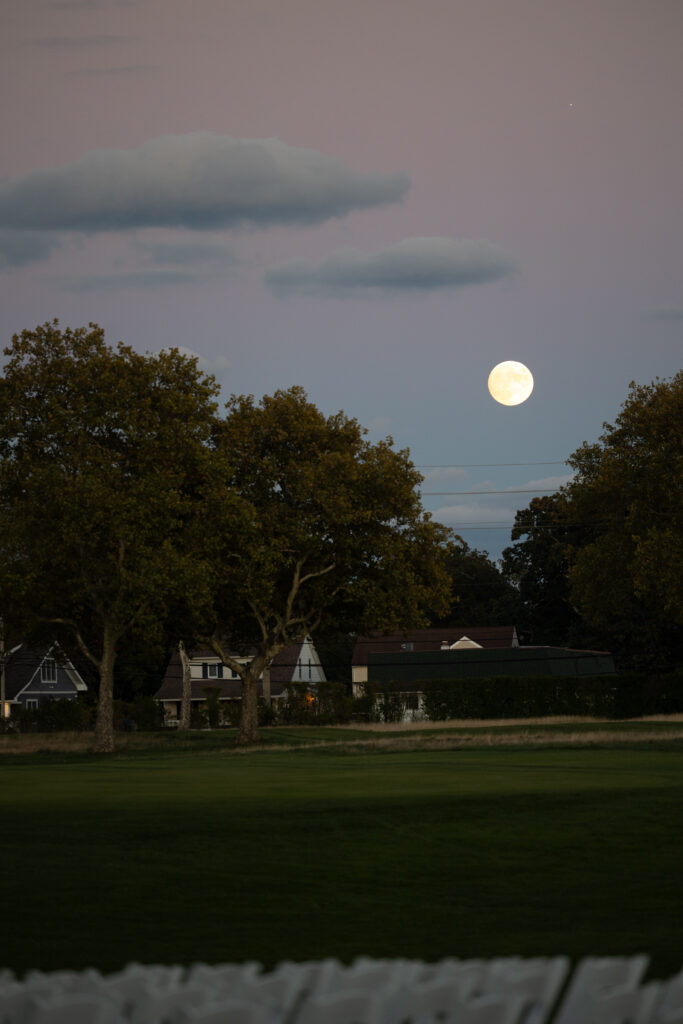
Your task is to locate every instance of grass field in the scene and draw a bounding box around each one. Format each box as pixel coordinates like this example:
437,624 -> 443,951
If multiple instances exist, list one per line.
2,727 -> 683,979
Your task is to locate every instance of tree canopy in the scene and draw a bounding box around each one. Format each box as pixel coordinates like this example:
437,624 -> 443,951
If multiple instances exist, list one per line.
199,386 -> 453,742
0,322 -> 221,750
503,372 -> 683,667
564,372 -> 683,667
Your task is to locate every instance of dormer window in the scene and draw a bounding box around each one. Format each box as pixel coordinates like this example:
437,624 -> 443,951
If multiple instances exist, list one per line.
41,658 -> 57,682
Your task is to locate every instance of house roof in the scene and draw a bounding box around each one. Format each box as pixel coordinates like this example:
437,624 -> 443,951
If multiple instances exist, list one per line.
352,627 -> 518,666
2,643 -> 87,700
154,642 -> 308,702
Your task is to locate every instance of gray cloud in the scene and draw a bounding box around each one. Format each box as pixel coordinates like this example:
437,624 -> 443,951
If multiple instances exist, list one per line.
139,239 -> 238,268
0,230 -> 61,269
0,134 -> 410,234
64,269 -> 198,290
265,237 -> 517,297
644,305 -> 683,321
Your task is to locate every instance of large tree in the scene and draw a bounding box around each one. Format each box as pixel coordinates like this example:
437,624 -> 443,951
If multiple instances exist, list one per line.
429,538 -> 520,629
500,493 -> 586,646
0,322 -> 221,751
201,387 -> 452,744
563,372 -> 683,667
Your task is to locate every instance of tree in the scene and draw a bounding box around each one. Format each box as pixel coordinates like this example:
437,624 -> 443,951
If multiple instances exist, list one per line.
501,494 -> 586,646
563,372 -> 683,667
200,387 -> 452,744
429,538 -> 520,629
0,322 -> 221,751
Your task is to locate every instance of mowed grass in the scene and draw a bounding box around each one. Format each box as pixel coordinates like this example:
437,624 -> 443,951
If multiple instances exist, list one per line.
2,741 -> 683,978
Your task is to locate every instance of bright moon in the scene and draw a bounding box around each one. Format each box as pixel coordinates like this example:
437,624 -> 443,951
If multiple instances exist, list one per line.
488,361 -> 534,406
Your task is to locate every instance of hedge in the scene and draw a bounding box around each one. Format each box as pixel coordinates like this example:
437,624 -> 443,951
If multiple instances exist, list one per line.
412,670 -> 683,720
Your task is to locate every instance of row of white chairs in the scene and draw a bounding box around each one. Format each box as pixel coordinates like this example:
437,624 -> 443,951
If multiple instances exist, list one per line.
2,956 -> 683,1024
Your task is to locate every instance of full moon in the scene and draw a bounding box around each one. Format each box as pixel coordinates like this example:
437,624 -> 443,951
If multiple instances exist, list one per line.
487,361 -> 534,406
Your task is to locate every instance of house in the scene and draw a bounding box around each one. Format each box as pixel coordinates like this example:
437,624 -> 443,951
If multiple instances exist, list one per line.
1,643 -> 88,719
351,627 -> 614,722
351,627 -> 520,696
154,637 -> 326,723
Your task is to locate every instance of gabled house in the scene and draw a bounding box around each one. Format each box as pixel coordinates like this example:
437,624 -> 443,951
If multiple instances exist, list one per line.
352,627 -> 614,722
1,643 -> 88,718
351,627 -> 519,696
154,637 -> 326,723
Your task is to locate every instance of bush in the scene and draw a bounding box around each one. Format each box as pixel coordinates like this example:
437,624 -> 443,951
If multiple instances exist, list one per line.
12,696 -> 94,733
113,695 -> 165,731
419,669 -> 683,721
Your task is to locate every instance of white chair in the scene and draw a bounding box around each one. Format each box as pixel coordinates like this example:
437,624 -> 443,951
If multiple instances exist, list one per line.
482,956 -> 570,1024
185,962 -> 262,991
585,981 -> 661,1023
22,993 -> 123,1024
128,984 -> 209,1024
176,999 -> 273,1024
295,988 -> 388,1024
553,956 -> 650,1024
387,976 -> 481,1023
450,995 -> 528,1024
654,971 -> 683,1022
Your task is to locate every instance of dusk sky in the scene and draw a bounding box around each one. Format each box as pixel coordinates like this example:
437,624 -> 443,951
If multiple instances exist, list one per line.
2,0 -> 681,558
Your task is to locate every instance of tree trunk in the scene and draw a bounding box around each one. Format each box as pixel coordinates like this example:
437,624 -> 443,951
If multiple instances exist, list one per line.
94,623 -> 117,753
178,640 -> 192,730
238,670 -> 260,745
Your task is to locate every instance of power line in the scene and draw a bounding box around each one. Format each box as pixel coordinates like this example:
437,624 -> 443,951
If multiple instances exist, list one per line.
421,489 -> 560,496
416,461 -> 569,468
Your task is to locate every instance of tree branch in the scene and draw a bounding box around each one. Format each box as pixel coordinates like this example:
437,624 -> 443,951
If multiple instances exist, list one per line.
46,618 -> 100,668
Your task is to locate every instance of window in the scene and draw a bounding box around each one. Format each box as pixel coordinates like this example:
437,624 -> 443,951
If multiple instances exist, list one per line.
202,662 -> 224,679
25,699 -> 39,710
400,642 -> 414,651
41,658 -> 57,683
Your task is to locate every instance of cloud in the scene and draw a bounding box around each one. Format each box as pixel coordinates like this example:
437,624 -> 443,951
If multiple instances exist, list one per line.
138,239 -> 238,268
64,269 -> 198,290
0,230 -> 61,269
169,346 -> 231,380
644,305 -> 683,321
265,237 -> 517,297
0,134 -> 410,234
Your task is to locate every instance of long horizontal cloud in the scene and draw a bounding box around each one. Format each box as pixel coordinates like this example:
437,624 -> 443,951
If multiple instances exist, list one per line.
0,230 -> 61,269
0,133 -> 410,234
265,237 -> 517,297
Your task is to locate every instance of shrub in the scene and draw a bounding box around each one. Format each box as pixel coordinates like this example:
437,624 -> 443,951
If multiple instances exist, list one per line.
419,669 -> 683,721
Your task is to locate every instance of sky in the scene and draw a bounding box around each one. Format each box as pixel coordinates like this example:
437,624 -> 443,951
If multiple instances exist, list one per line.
2,0 -> 681,559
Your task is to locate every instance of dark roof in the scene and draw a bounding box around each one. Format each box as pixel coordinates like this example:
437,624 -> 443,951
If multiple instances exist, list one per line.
155,642 -> 307,702
352,627 -> 518,666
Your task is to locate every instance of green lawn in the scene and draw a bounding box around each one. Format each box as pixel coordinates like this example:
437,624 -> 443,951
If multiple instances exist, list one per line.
2,743 -> 683,978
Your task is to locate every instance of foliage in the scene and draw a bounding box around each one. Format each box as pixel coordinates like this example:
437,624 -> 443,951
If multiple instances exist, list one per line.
202,386 -> 452,743
500,494 -> 587,646
564,373 -> 683,668
421,669 -> 683,720
0,322 -> 222,751
503,373 -> 683,668
276,681 -> 353,725
11,697 -> 94,733
431,540 -> 521,628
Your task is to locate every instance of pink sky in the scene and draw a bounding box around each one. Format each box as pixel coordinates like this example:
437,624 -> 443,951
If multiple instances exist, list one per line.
2,0 -> 681,555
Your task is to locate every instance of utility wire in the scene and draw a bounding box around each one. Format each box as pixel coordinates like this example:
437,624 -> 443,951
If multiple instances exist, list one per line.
416,461 -> 569,468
